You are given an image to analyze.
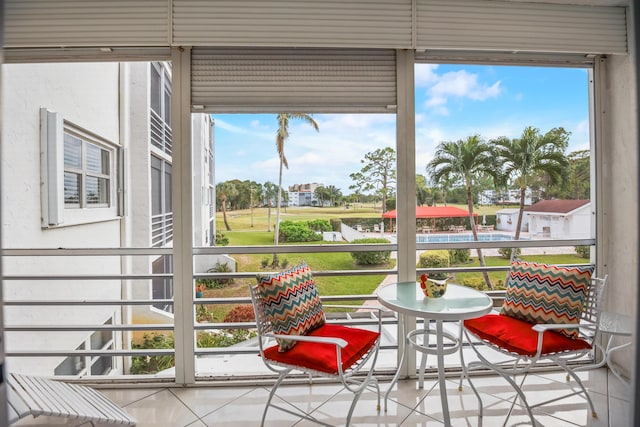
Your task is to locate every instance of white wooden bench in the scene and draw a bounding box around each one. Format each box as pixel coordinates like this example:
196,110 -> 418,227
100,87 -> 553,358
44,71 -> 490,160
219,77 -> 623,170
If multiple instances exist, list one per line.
8,373 -> 136,426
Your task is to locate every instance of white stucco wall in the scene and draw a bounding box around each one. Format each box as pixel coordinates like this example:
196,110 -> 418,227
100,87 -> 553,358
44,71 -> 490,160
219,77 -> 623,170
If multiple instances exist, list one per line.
526,205 -> 591,239
495,209 -> 527,232
2,63 -> 124,375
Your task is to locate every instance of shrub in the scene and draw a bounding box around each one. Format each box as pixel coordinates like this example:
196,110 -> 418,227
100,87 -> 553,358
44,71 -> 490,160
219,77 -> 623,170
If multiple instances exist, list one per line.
279,221 -> 322,242
196,329 -> 257,348
196,304 -> 215,322
131,333 -> 175,374
462,277 -> 487,291
223,305 -> 255,323
198,261 -> 234,289
215,230 -> 229,246
130,329 -> 258,374
261,257 -> 270,268
575,245 -> 590,259
417,250 -> 449,280
350,238 -> 391,265
448,248 -> 471,264
498,247 -> 521,259
307,219 -> 332,232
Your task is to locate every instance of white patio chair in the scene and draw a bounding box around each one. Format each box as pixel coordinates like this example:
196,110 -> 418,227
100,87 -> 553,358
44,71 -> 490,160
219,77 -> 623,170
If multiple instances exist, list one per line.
250,260 -> 382,426
459,261 -> 607,425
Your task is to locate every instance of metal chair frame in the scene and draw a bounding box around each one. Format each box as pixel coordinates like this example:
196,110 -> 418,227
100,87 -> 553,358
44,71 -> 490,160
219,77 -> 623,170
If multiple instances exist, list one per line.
249,284 -> 382,426
459,275 -> 608,426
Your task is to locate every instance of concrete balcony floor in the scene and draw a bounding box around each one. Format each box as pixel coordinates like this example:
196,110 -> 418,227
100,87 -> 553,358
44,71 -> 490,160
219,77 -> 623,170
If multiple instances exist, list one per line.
12,367 -> 631,427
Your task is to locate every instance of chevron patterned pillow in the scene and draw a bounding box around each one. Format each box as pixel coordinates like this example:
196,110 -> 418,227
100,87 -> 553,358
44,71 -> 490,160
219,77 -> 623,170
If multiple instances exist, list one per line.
500,261 -> 593,339
256,260 -> 326,352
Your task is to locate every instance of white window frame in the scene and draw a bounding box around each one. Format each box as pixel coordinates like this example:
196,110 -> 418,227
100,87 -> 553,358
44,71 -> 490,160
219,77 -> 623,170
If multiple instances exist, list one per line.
40,108 -> 120,227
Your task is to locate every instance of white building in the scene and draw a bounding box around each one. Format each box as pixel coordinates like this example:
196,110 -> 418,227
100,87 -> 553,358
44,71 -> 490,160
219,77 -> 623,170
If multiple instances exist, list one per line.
287,182 -> 323,206
2,61 -> 215,376
524,199 -> 591,239
495,208 -> 529,232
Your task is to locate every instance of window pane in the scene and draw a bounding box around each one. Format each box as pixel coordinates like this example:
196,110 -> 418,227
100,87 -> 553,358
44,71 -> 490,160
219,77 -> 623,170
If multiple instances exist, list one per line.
86,176 -> 109,205
164,163 -> 172,213
64,134 -> 82,168
86,143 -> 109,174
164,89 -> 171,126
151,64 -> 161,115
151,156 -> 162,215
64,172 -> 80,206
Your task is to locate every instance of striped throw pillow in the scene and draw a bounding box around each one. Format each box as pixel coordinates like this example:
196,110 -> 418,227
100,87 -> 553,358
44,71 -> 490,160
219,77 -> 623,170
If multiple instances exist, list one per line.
500,261 -> 593,339
256,261 -> 325,352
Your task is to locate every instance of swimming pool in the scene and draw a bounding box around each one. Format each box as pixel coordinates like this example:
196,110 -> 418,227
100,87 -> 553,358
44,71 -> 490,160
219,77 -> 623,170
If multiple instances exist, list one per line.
416,233 -> 522,243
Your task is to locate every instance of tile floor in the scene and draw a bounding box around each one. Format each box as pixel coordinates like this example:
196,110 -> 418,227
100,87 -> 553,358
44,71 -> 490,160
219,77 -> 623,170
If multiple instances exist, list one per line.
12,367 -> 632,427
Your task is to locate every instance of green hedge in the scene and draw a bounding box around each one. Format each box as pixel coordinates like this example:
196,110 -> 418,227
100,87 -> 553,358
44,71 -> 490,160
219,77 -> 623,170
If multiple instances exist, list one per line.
350,238 -> 391,265
417,250 -> 449,280
278,221 -> 322,242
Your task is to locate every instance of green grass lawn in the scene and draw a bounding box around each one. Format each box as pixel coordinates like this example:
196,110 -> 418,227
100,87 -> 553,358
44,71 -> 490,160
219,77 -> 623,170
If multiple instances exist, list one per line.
218,204 -> 504,232
453,253 -> 589,290
205,208 -> 586,321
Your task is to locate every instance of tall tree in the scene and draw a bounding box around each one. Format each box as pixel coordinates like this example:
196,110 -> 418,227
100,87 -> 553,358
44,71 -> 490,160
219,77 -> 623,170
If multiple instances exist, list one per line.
416,174 -> 430,206
247,181 -> 263,228
492,126 -> 569,257
263,181 -> 278,232
349,147 -> 397,213
325,185 -> 343,207
427,135 -> 498,289
314,185 -> 329,207
216,181 -> 238,231
273,113 -> 319,266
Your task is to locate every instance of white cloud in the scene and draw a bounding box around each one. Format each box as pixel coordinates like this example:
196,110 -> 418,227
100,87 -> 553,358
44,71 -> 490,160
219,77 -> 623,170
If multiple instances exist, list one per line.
417,66 -> 502,114
217,113 -> 398,192
430,70 -> 501,100
569,118 -> 591,152
415,64 -> 440,87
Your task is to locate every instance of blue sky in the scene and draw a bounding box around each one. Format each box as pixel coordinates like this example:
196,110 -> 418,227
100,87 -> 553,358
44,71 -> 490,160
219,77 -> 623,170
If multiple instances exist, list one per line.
214,64 -> 590,193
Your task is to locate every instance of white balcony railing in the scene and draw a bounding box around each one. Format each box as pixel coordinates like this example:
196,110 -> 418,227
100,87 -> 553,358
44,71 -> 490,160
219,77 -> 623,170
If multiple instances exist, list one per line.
2,238 -> 595,384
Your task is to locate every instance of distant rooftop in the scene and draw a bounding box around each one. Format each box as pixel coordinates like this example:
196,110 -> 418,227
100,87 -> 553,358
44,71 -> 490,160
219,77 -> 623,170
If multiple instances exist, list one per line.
524,199 -> 590,214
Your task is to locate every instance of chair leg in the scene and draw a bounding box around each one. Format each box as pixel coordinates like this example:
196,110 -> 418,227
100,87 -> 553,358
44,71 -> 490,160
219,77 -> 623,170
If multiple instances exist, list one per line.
562,363 -> 598,418
262,369 -> 291,426
458,342 -> 484,421
494,369 -> 537,426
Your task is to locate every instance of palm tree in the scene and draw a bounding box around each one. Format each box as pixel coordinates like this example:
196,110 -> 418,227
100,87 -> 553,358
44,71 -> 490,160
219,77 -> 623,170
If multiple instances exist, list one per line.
427,134 -> 498,289
492,126 -> 569,258
273,113 -> 319,266
216,181 -> 238,231
325,185 -> 342,207
263,181 -> 278,232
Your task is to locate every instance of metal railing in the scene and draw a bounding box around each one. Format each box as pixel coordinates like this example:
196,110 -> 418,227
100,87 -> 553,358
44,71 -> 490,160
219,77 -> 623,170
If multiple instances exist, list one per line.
2,238 -> 595,383
151,212 -> 173,247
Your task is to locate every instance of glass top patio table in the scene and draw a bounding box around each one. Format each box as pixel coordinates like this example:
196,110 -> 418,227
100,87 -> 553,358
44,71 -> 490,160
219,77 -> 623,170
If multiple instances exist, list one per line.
376,282 -> 493,321
377,282 -> 493,427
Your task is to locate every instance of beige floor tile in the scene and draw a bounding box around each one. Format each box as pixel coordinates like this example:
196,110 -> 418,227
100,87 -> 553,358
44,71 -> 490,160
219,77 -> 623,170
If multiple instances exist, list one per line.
99,387 -> 166,407
117,389 -> 199,427
199,387 -> 300,426
170,385 -> 255,418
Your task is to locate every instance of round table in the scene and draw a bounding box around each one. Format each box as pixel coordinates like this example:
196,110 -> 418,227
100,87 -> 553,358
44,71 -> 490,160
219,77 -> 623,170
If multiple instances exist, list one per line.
377,282 -> 493,427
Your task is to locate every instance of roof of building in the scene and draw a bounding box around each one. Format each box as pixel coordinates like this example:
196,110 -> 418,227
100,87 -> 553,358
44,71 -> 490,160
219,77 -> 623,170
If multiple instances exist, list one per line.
524,199 -> 590,214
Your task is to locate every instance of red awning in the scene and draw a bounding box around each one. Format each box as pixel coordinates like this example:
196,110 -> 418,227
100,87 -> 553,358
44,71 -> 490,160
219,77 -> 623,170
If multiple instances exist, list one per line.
381,206 -> 477,219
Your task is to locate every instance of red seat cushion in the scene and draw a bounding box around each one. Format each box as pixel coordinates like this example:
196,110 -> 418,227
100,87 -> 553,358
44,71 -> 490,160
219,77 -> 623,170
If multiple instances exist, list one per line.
263,323 -> 380,374
464,313 -> 591,357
